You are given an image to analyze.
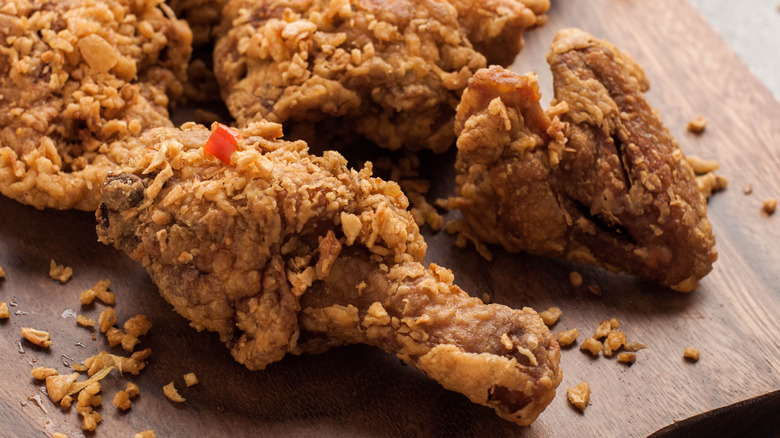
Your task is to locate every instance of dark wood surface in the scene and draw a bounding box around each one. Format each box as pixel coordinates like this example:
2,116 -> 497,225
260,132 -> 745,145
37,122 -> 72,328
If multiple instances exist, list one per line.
1,0 -> 779,437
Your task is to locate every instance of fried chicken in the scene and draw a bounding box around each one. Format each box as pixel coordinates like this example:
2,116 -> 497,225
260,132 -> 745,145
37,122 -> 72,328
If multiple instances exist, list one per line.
0,0 -> 192,210
96,121 -> 561,425
214,0 -> 549,152
449,30 -> 717,292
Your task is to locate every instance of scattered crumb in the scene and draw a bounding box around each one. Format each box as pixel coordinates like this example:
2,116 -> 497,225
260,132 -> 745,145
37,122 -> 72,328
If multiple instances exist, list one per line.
408,192 -> 444,232
684,347 -> 701,362
567,382 -> 591,411
444,220 -> 493,261
603,330 -> 627,358
122,314 -> 153,352
556,328 -> 580,347
482,293 -> 490,304
53,433 -> 69,438
45,373 -> 79,403
163,382 -> 186,403
0,302 -> 9,319
624,341 -> 647,352
49,260 -> 73,284
762,198 -> 777,216
98,307 -> 118,333
686,115 -> 707,134
21,327 -> 53,348
125,382 -> 140,398
586,285 -> 602,296
617,352 -> 636,365
743,183 -> 753,195
696,173 -> 729,199
569,271 -> 583,287
134,431 -> 156,438
80,279 -> 113,306
113,389 -> 132,410
580,338 -> 602,356
539,307 -> 562,326
183,372 -> 199,387
609,318 -> 619,329
31,367 -> 58,380
686,155 -> 718,174
76,315 -> 95,328
593,320 -> 611,340
79,407 -> 102,432
0,265 -> 4,278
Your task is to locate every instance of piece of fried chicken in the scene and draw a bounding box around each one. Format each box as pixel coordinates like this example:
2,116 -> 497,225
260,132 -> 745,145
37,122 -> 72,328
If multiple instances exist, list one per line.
96,121 -> 561,425
449,31 -> 717,292
214,0 -> 549,152
0,0 -> 192,211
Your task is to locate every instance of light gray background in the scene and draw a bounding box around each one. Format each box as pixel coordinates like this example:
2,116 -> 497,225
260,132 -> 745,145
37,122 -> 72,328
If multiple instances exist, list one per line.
689,0 -> 780,100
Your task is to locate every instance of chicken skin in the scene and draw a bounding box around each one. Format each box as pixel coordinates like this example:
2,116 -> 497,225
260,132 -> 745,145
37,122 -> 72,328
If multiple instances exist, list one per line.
0,0 -> 192,210
214,0 -> 549,152
449,30 -> 717,292
96,121 -> 561,425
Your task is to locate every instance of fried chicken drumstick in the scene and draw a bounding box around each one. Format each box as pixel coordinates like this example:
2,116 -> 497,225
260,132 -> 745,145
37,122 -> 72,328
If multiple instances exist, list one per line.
96,122 -> 561,425
0,0 -> 191,210
214,0 -> 549,152
449,29 -> 717,292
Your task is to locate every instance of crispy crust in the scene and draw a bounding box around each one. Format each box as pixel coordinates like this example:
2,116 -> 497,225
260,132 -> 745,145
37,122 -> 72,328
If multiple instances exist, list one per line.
0,0 -> 192,210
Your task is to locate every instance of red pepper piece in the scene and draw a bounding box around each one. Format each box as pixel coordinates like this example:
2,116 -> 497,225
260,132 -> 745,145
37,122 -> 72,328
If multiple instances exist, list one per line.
203,122 -> 241,164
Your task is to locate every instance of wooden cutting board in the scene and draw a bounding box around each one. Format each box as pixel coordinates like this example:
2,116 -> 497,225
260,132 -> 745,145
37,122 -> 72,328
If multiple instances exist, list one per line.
1,0 -> 778,437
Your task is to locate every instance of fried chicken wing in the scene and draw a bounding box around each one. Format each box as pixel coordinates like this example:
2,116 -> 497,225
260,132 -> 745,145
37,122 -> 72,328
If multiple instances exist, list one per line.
214,0 -> 548,152
449,30 -> 717,292
0,0 -> 192,210
96,121 -> 561,425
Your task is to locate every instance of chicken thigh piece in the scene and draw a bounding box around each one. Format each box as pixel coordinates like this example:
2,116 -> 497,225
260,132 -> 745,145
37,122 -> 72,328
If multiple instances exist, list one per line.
450,34 -> 717,292
96,122 -> 561,425
213,0 -> 549,152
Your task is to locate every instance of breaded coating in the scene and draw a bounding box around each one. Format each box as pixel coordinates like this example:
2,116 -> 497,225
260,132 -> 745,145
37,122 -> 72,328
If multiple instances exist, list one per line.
96,122 -> 561,425
214,0 -> 548,152
0,0 -> 192,210
449,29 -> 717,292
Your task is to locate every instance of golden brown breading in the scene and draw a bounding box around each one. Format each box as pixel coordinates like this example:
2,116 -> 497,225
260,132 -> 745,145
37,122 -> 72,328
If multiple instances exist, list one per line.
0,0 -> 192,210
449,29 -> 717,292
96,122 -> 561,425
214,0 -> 548,152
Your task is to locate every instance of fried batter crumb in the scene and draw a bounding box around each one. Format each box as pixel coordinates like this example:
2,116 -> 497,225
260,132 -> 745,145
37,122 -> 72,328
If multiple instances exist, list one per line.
696,173 -> 729,199
49,260 -> 73,284
569,271 -> 583,287
580,338 -> 602,356
556,329 -> 579,347
593,320 -> 611,340
53,433 -> 69,438
624,342 -> 647,352
81,279 -> 113,306
603,330 -> 627,358
122,315 -> 153,352
77,315 -> 95,328
0,265 -> 5,278
539,307 -> 563,326
567,382 -> 590,411
685,155 -> 719,174
134,431 -> 157,438
743,184 -> 753,195
98,308 -> 118,333
113,390 -> 132,410
686,115 -> 708,134
0,302 -> 9,319
617,352 -> 636,365
21,327 -> 53,348
183,372 -> 199,387
31,367 -> 58,380
762,198 -> 777,216
125,382 -> 141,398
587,285 -> 602,297
163,382 -> 186,403
684,347 -> 701,361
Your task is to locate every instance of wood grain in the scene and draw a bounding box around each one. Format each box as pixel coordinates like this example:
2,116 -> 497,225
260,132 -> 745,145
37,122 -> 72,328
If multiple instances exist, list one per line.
1,0 -> 779,437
